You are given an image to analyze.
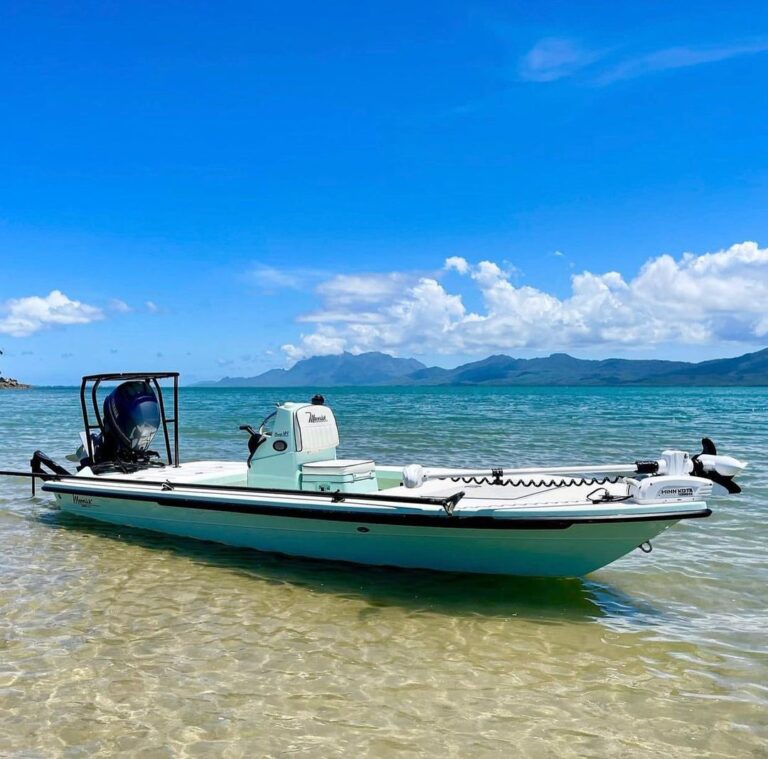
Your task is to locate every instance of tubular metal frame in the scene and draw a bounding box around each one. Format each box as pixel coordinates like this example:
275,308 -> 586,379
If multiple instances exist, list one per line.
79,372 -> 180,468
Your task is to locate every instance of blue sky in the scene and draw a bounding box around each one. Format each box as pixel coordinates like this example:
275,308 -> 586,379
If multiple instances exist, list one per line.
1,1 -> 767,384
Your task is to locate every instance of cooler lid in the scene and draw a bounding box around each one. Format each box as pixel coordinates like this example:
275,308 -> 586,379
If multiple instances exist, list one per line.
301,459 -> 375,476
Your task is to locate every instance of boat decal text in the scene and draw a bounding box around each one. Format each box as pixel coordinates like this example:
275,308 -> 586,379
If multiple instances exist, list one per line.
658,487 -> 694,497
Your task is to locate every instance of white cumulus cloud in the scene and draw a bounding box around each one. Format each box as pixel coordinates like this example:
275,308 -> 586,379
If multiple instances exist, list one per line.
282,242 -> 768,360
0,290 -> 104,337
444,256 -> 470,274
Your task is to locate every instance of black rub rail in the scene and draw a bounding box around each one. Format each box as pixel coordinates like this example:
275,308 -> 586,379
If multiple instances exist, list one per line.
1,470 -> 466,516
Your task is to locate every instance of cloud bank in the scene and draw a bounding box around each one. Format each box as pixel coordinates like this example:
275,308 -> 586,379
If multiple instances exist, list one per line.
0,290 -> 104,337
282,242 -> 768,361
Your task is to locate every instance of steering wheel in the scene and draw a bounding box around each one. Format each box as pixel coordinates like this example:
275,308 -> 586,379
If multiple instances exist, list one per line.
239,411 -> 278,468
258,411 -> 276,436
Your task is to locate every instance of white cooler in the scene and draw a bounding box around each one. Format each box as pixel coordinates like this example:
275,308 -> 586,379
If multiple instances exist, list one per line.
300,459 -> 378,494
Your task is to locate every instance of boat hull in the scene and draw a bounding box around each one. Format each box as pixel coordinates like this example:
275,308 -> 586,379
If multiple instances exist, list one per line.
48,490 -> 691,577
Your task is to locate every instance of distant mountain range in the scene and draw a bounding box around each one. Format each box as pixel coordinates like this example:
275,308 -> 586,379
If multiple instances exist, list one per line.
195,348 -> 768,387
198,352 -> 426,387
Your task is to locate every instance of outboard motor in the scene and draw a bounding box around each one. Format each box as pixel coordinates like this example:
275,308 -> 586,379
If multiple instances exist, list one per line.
87,381 -> 162,468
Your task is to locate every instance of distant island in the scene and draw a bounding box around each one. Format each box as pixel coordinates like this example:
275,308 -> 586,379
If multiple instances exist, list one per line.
195,347 -> 768,387
1,346 -> 31,388
0,376 -> 31,389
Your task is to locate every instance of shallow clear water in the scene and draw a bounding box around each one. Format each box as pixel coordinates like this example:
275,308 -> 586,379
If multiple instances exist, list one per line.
1,386 -> 766,757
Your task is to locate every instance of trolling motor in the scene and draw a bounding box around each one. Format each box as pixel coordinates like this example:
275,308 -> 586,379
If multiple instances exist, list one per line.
690,438 -> 744,494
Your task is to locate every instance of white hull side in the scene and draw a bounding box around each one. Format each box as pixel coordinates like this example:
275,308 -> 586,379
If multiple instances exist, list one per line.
53,493 -> 680,577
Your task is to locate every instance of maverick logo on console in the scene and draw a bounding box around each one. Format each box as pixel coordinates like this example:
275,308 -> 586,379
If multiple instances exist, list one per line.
306,412 -> 327,423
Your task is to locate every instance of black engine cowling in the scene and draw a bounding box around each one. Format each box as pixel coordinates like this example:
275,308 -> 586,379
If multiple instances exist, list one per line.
90,380 -> 161,466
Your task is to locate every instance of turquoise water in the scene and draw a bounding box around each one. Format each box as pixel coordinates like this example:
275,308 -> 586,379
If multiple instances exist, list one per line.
1,386 -> 766,757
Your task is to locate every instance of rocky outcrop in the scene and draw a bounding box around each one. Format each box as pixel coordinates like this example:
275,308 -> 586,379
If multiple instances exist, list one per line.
0,376 -> 31,389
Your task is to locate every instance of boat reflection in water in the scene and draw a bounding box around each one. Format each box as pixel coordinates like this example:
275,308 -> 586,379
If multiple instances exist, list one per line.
44,506 -> 658,623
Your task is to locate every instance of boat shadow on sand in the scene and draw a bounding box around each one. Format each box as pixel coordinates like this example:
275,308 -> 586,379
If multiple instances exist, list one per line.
39,508 -> 659,623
